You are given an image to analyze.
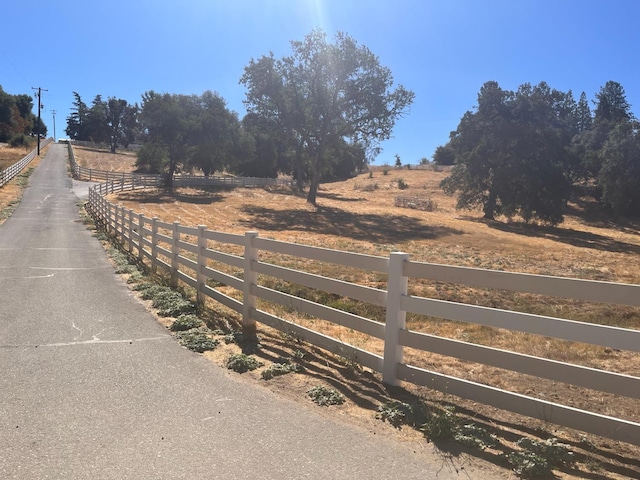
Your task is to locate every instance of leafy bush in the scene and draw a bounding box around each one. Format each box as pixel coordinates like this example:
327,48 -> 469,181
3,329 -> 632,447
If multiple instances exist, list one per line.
9,134 -> 29,147
170,314 -> 202,332
377,401 -> 427,429
261,361 -> 303,380
418,405 -> 498,450
134,283 -> 168,299
226,354 -> 262,373
307,386 -> 345,406
175,330 -> 219,353
504,438 -> 574,478
152,292 -> 195,317
126,271 -> 144,284
397,177 -> 408,189
420,405 -> 459,440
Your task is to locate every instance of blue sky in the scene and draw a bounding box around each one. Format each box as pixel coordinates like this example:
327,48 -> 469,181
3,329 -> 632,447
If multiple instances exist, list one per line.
1,0 -> 639,165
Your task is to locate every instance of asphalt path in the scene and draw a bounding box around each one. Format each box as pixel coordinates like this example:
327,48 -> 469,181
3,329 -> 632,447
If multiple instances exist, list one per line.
0,145 -> 494,479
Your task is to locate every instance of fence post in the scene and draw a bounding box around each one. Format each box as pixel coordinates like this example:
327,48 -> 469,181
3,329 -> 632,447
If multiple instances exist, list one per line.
137,212 -> 144,262
106,202 -> 112,234
171,221 -> 180,287
114,204 -> 120,238
151,217 -> 159,273
243,231 -> 259,339
196,225 -> 207,309
127,209 -> 134,253
382,252 -> 409,386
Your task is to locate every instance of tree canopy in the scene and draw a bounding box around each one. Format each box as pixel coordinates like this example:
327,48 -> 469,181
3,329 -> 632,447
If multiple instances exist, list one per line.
439,80 -> 639,223
241,29 -> 414,205
136,90 -> 244,184
65,92 -> 138,153
0,85 -> 40,143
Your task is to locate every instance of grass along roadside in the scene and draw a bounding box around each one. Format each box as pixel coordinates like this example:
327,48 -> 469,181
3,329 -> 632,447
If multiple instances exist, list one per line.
0,144 -> 50,224
0,167 -> 36,223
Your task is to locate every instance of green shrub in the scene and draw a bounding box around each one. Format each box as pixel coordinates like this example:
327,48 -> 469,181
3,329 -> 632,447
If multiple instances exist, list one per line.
9,134 -> 29,147
307,386 -> 345,406
504,438 -> 574,478
175,330 -> 219,353
134,283 -> 167,299
170,314 -> 203,332
226,354 -> 262,373
152,291 -> 195,317
126,271 -> 144,284
397,177 -> 409,189
261,361 -> 303,380
377,401 -> 427,429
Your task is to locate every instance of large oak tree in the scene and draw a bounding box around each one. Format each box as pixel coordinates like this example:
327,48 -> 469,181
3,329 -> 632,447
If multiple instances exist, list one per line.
240,29 -> 414,205
440,81 -> 577,225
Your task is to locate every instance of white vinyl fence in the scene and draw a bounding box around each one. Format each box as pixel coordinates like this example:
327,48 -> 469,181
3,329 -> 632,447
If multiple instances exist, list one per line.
85,173 -> 640,447
0,139 -> 52,187
68,142 -> 293,188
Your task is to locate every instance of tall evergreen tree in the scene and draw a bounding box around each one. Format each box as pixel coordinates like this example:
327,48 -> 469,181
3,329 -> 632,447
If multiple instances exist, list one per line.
65,92 -> 88,140
575,91 -> 592,133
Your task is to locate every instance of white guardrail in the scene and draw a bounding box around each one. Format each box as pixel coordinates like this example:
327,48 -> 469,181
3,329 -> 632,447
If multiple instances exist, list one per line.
81,150 -> 640,447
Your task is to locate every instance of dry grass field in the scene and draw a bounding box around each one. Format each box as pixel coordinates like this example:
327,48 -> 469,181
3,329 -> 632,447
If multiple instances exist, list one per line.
0,143 -> 47,223
0,143 -> 34,170
80,146 -> 640,478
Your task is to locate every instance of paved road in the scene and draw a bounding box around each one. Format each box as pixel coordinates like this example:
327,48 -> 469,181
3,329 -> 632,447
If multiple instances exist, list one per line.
0,145 -> 492,479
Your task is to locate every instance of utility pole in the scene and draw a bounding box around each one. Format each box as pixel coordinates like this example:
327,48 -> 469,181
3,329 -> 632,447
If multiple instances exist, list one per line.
51,110 -> 57,142
31,87 -> 48,155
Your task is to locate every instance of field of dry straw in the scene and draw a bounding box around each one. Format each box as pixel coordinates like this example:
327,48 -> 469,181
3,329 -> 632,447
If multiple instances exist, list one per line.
75,146 -> 640,478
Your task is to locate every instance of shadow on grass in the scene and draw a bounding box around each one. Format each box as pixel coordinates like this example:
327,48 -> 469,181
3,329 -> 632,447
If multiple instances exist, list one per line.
242,205 -> 464,243
115,189 -> 226,205
466,217 -> 640,255
565,198 -> 640,235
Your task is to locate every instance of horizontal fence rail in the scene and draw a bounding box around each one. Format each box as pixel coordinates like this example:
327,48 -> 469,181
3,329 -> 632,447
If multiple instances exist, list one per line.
82,159 -> 640,447
0,139 -> 52,187
68,143 -> 293,188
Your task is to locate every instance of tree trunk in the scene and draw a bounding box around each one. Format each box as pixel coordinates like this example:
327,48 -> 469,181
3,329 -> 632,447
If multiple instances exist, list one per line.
166,159 -> 176,189
483,190 -> 496,220
306,150 -> 321,205
293,143 -> 305,192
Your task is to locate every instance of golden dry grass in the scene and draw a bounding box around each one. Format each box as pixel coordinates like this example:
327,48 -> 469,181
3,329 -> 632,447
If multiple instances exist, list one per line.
0,143 -> 34,170
73,146 -> 138,171
0,144 -> 48,223
79,147 -> 640,478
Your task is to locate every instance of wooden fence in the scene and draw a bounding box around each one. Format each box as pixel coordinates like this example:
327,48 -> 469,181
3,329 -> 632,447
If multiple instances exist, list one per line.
0,138 -> 53,187
85,175 -> 640,447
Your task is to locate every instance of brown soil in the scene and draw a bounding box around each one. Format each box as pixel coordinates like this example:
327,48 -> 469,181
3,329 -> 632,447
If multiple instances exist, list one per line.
80,147 -> 640,478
